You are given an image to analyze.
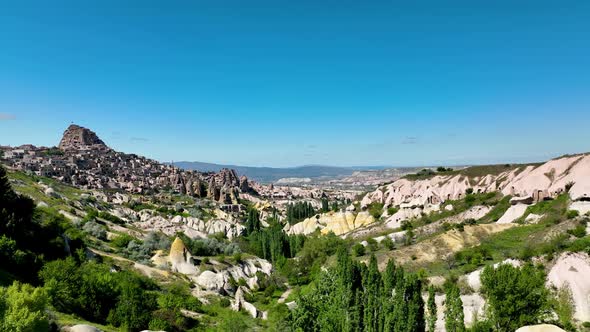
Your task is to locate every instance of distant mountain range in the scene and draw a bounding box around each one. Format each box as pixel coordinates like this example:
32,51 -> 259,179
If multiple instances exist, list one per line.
171,161 -> 391,183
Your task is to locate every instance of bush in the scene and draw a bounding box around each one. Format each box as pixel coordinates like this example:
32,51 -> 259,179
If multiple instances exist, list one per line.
98,211 -> 124,224
0,281 -> 49,331
219,298 -> 231,308
567,224 -> 586,238
367,202 -> 384,219
41,259 -> 158,328
111,234 -> 135,248
381,236 -> 395,250
387,206 -> 399,216
566,210 -> 580,219
82,220 -> 107,240
352,243 -> 366,257
366,238 -> 379,252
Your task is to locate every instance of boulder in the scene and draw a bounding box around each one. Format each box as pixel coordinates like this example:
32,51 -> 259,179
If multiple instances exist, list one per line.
515,325 -> 566,332
68,325 -> 103,332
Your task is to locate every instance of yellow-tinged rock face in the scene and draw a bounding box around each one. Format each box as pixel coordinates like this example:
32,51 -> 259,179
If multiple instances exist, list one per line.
169,237 -> 188,263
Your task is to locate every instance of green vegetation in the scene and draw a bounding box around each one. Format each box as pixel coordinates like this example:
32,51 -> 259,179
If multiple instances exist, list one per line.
367,202 -> 385,219
3,160 -> 590,332
481,264 -> 548,332
444,283 -> 465,332
426,286 -> 437,332
404,163 -> 540,181
290,249 -> 425,332
0,281 -> 50,332
286,201 -> 316,225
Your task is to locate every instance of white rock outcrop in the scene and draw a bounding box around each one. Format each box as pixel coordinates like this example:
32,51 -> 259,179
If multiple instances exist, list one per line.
131,210 -> 244,239
547,252 -> 590,322
496,204 -> 528,224
361,154 -> 590,212
570,201 -> 590,216
194,258 -> 273,294
515,325 -> 566,332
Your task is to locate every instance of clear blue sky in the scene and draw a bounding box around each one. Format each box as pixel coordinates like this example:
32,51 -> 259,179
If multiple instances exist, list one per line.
1,1 -> 589,167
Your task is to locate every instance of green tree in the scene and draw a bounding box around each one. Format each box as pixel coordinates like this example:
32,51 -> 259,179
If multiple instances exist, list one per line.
0,281 -> 49,332
245,206 -> 261,235
387,274 -> 425,332
364,255 -> 384,332
108,274 -> 157,330
444,283 -> 464,332
481,264 -> 548,332
321,198 -> 330,213
427,286 -> 437,332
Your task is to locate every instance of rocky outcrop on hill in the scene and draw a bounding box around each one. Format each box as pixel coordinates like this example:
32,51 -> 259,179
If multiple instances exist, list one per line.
547,252 -> 590,321
2,124 -> 257,204
284,211 -> 375,236
232,286 -> 267,319
158,238 -> 273,297
169,237 -> 198,274
58,124 -> 109,151
130,210 -> 245,239
361,154 -> 590,212
194,258 -> 273,294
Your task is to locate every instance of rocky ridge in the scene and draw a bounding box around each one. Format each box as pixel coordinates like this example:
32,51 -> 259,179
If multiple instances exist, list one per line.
362,154 -> 590,210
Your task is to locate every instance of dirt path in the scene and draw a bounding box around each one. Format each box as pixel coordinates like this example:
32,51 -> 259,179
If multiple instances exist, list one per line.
278,287 -> 293,304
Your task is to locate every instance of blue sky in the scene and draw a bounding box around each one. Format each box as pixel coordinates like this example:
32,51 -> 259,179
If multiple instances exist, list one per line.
1,1 -> 589,167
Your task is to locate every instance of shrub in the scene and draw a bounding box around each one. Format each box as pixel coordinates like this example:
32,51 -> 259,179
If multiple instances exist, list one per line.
0,281 -> 49,331
381,236 -> 395,250
367,202 -> 384,219
567,225 -> 586,238
387,206 -> 399,216
219,298 -> 231,308
111,234 -> 135,248
366,238 -> 379,252
352,243 -> 366,257
566,210 -> 580,219
98,211 -> 124,224
82,220 -> 107,240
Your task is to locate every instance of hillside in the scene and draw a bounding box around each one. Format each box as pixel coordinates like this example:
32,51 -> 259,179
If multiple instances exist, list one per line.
2,125 -> 590,332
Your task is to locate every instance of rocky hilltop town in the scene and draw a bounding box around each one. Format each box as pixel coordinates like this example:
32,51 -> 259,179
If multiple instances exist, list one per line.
1,124 -> 256,206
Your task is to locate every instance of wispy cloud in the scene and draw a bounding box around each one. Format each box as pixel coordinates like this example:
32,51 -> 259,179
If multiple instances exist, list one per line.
0,113 -> 16,121
130,137 -> 149,142
401,136 -> 418,145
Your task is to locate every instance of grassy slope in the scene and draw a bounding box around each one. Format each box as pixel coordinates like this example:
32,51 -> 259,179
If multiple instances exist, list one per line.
404,163 -> 542,181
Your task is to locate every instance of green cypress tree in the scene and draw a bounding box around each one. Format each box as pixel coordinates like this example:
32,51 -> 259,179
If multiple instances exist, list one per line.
364,255 -> 383,332
427,286 -> 437,332
444,283 -> 465,332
